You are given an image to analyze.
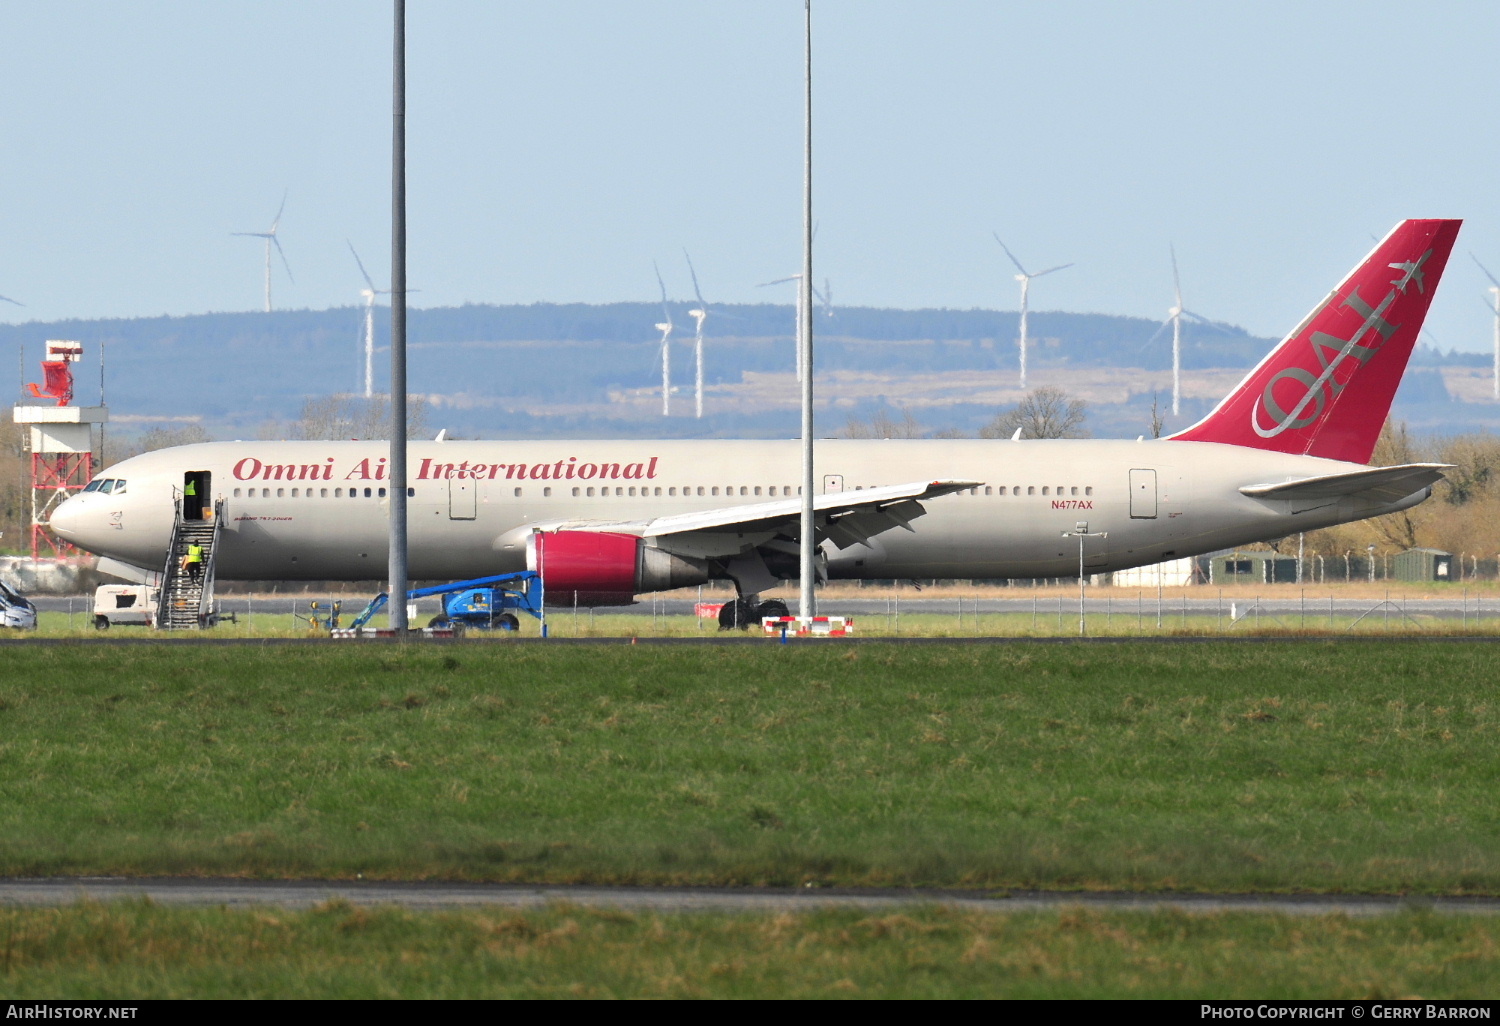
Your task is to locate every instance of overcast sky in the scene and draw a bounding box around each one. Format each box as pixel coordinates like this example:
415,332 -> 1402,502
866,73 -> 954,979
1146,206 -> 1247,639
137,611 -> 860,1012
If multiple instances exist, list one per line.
3,1 -> 1499,351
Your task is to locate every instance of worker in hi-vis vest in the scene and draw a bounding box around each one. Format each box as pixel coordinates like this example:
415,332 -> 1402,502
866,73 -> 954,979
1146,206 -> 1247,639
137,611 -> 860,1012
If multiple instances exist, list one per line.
183,542 -> 205,584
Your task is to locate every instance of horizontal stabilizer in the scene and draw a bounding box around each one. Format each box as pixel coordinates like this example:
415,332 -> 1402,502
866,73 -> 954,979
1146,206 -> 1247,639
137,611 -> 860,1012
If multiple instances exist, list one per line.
1240,463 -> 1450,503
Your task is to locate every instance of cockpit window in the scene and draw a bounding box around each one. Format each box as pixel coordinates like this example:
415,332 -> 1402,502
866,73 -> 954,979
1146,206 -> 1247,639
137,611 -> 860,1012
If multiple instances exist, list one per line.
112,480 -> 126,495
98,480 -> 115,494
84,480 -> 102,492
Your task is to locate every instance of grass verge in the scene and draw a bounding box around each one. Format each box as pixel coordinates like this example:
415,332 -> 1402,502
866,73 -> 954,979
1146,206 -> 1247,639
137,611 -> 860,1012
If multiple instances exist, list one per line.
1,903 -> 1496,999
0,642 -> 1497,891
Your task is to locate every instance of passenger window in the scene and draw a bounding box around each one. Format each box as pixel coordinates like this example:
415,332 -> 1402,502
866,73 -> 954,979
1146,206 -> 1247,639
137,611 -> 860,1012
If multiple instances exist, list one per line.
347,490 -> 356,499
571,487 -> 580,497
615,488 -> 623,496
321,489 -> 328,498
1086,486 -> 1093,496
1028,486 -> 1035,496
335,488 -> 343,498
970,487 -> 978,496
407,488 -> 414,497
628,487 -> 636,497
669,487 -> 677,496
697,487 -> 705,496
985,487 -> 993,495
544,487 -> 552,497
1071,487 -> 1078,496
378,488 -> 387,498
754,486 -> 762,496
364,488 -> 372,498
712,487 -> 719,496
1042,487 -> 1049,496
514,488 -> 523,497
291,489 -> 299,498
263,489 -> 271,498
654,487 -> 661,496
738,487 -> 746,496
274,488 -> 283,498
586,487 -> 595,497
233,488 -> 241,498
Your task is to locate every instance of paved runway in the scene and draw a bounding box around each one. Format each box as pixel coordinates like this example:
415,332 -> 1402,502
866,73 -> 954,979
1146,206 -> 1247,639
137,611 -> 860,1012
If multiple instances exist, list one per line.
0,878 -> 1494,916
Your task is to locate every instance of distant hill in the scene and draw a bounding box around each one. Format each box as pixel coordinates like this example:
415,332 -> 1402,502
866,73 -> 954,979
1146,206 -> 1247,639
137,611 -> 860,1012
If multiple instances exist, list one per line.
0,302 -> 1490,442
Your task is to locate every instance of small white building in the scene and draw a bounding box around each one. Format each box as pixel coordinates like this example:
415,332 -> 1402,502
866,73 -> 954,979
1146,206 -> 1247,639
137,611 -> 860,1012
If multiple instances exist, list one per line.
1108,557 -> 1201,588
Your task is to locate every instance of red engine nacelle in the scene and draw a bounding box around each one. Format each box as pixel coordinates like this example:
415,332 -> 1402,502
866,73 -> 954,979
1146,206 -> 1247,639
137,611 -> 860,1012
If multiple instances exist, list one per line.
527,530 -> 708,606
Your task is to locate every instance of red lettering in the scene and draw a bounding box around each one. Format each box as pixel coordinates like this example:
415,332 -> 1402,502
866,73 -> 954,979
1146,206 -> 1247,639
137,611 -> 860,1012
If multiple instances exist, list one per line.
233,457 -> 262,480
646,456 -> 659,479
530,464 -> 552,480
600,463 -> 621,480
623,463 -> 644,480
345,458 -> 374,480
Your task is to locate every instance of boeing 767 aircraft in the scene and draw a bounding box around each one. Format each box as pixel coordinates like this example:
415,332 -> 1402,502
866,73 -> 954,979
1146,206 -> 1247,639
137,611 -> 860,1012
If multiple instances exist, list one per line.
51,219 -> 1460,626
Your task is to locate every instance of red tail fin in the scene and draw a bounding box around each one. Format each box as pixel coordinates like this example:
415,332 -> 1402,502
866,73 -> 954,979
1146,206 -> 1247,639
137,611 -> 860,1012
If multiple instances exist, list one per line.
1169,219 -> 1460,464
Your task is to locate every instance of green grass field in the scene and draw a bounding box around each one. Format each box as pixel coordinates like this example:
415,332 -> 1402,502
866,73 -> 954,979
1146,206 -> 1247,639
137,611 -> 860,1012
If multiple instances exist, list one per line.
0,640 -> 1497,893
2,903 -> 1496,999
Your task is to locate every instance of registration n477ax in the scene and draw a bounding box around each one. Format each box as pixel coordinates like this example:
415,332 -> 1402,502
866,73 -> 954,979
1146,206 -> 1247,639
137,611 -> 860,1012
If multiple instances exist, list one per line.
51,220 -> 1461,625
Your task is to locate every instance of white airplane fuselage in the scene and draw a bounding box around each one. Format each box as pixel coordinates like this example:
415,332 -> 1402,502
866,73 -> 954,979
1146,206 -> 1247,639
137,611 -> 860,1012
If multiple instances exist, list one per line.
51,438 -> 1425,586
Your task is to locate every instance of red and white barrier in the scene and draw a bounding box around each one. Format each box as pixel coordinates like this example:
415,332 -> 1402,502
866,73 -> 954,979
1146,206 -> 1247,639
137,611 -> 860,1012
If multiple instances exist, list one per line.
761,616 -> 855,637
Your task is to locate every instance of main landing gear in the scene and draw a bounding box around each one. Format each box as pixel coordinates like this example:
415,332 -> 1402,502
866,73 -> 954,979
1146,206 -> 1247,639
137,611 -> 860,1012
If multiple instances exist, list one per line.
718,597 -> 790,631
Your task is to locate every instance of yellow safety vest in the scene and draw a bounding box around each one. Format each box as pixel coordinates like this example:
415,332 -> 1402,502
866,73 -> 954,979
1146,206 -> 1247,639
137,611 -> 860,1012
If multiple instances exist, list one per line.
186,544 -> 203,564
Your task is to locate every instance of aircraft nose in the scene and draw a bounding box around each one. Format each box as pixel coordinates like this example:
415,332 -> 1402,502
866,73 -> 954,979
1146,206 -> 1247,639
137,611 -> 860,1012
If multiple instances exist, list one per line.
49,494 -> 92,546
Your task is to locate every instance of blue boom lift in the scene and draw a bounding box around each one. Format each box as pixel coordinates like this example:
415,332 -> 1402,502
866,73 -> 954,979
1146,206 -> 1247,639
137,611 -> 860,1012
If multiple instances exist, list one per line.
345,571 -> 544,633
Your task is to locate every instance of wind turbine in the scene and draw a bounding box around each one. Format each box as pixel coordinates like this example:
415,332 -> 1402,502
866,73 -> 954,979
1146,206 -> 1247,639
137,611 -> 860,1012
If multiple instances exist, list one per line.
653,262 -> 674,416
758,273 -> 830,381
1473,254 -> 1500,401
993,234 -> 1071,389
684,251 -> 709,419
232,192 -> 294,313
820,277 -> 834,318
1143,246 -> 1228,416
349,242 -> 390,399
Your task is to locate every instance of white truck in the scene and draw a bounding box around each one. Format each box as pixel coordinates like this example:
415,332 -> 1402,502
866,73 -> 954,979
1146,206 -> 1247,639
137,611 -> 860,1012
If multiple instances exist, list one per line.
92,584 -> 156,629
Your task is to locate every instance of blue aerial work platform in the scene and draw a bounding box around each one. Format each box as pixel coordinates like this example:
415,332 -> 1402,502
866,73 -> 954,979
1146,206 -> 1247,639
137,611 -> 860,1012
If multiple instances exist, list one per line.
343,571 -> 544,633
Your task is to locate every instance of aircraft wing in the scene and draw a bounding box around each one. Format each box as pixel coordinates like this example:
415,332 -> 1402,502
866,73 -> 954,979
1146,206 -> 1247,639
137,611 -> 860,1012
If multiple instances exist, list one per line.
1240,463 -> 1451,504
547,479 -> 981,557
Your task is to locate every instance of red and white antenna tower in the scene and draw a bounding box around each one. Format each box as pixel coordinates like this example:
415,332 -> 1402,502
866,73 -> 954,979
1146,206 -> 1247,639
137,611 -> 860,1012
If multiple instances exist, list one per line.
12,340 -> 107,560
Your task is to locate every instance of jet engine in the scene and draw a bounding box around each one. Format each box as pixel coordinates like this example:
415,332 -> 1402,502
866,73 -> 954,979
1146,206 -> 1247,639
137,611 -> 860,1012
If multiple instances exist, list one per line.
527,530 -> 708,606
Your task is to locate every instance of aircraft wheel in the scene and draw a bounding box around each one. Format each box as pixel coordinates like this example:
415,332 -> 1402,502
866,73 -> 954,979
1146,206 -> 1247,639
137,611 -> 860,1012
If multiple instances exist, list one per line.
93,616 -> 109,631
718,598 -> 758,631
756,599 -> 790,622
497,613 -> 520,631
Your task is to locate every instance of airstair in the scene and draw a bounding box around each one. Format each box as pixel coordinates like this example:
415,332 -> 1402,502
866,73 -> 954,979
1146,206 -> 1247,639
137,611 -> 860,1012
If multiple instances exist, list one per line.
156,498 -> 225,629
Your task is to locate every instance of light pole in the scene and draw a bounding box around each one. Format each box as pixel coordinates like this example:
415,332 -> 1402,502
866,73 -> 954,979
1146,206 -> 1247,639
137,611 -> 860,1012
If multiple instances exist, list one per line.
1367,544 -> 1376,584
1063,521 -> 1108,636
